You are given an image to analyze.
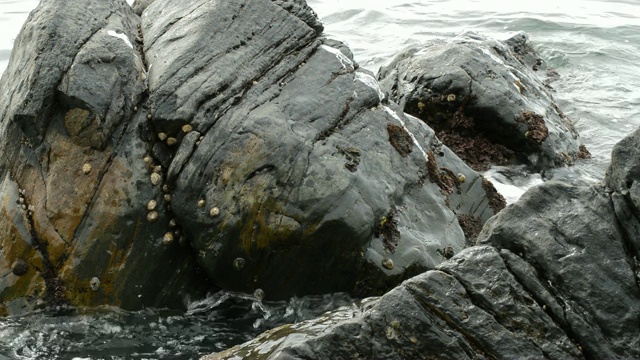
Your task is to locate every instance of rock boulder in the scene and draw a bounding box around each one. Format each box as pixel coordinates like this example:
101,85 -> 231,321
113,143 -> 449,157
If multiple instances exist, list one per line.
206,118 -> 640,359
0,0 -> 504,313
378,32 -> 590,172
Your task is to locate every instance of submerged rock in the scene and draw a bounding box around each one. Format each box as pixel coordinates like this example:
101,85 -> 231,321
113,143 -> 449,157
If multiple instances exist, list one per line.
378,32 -> 590,172
0,0 -> 502,312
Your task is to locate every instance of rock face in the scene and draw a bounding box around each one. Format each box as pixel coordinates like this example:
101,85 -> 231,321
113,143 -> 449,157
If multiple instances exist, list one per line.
0,0 -> 213,314
0,0 -> 503,313
141,0 -> 502,300
206,128 -> 640,359
378,32 -> 590,172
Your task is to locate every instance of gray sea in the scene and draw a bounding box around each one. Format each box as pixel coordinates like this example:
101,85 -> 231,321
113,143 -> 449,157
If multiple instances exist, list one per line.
1,0 -> 639,358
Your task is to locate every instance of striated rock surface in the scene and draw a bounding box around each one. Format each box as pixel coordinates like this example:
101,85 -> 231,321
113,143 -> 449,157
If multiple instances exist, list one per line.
378,32 -> 590,172
141,0 -> 502,300
0,0 -> 503,313
206,126 -> 640,359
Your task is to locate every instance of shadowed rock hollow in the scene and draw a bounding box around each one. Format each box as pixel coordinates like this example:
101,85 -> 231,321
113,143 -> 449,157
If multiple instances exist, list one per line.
0,0 -> 504,314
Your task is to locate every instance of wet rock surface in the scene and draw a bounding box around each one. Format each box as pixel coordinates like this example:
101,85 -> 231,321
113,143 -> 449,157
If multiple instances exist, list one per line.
0,0 -> 502,314
378,32 -> 590,172
208,130 -> 640,359
142,0 -> 502,300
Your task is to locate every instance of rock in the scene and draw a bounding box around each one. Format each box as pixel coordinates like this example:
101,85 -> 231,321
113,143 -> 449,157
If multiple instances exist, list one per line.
0,0 -> 211,315
131,0 -> 155,16
206,129 -> 640,359
143,0 -> 502,299
0,0 -> 503,313
378,32 -> 589,172
206,247 -> 581,360
209,183 -> 640,358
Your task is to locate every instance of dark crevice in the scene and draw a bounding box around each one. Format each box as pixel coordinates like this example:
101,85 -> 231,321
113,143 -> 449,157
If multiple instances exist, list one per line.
13,173 -> 68,308
610,193 -> 640,294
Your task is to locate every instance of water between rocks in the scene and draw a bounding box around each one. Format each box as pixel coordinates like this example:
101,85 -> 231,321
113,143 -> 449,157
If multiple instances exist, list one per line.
1,0 -> 639,358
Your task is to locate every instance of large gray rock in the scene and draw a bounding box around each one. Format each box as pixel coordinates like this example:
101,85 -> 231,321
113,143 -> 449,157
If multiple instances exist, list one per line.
206,128 -> 640,359
0,0 -> 503,313
0,0 -> 210,314
205,247 -> 581,359
378,32 -> 590,172
142,0 -> 503,299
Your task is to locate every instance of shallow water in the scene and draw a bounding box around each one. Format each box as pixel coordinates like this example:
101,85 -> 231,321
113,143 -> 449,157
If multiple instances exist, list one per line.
1,0 -> 640,357
0,291 -> 357,359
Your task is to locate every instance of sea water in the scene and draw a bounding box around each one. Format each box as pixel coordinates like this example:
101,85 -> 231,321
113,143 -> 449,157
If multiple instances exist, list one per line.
1,0 -> 639,358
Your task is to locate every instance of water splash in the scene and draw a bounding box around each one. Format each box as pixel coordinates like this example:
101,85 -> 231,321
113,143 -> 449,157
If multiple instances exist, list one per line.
0,292 -> 355,359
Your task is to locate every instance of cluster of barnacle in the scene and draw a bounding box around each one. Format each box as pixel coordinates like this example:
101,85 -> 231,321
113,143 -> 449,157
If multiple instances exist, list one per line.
16,188 -> 34,217
19,135 -> 33,148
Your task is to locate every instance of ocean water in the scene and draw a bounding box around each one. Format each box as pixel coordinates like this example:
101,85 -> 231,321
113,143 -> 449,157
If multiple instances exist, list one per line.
1,0 -> 639,358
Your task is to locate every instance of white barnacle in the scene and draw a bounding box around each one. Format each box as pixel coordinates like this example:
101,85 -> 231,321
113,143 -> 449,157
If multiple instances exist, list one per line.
158,132 -> 167,141
90,277 -> 100,291
147,211 -> 159,222
147,199 -> 157,211
209,207 -> 220,217
162,232 -> 174,245
82,163 -> 92,175
150,173 -> 162,186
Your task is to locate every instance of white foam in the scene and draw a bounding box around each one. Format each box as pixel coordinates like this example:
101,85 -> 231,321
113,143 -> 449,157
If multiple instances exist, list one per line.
355,72 -> 384,101
107,30 -> 133,49
320,45 -> 354,72
383,106 -> 428,162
